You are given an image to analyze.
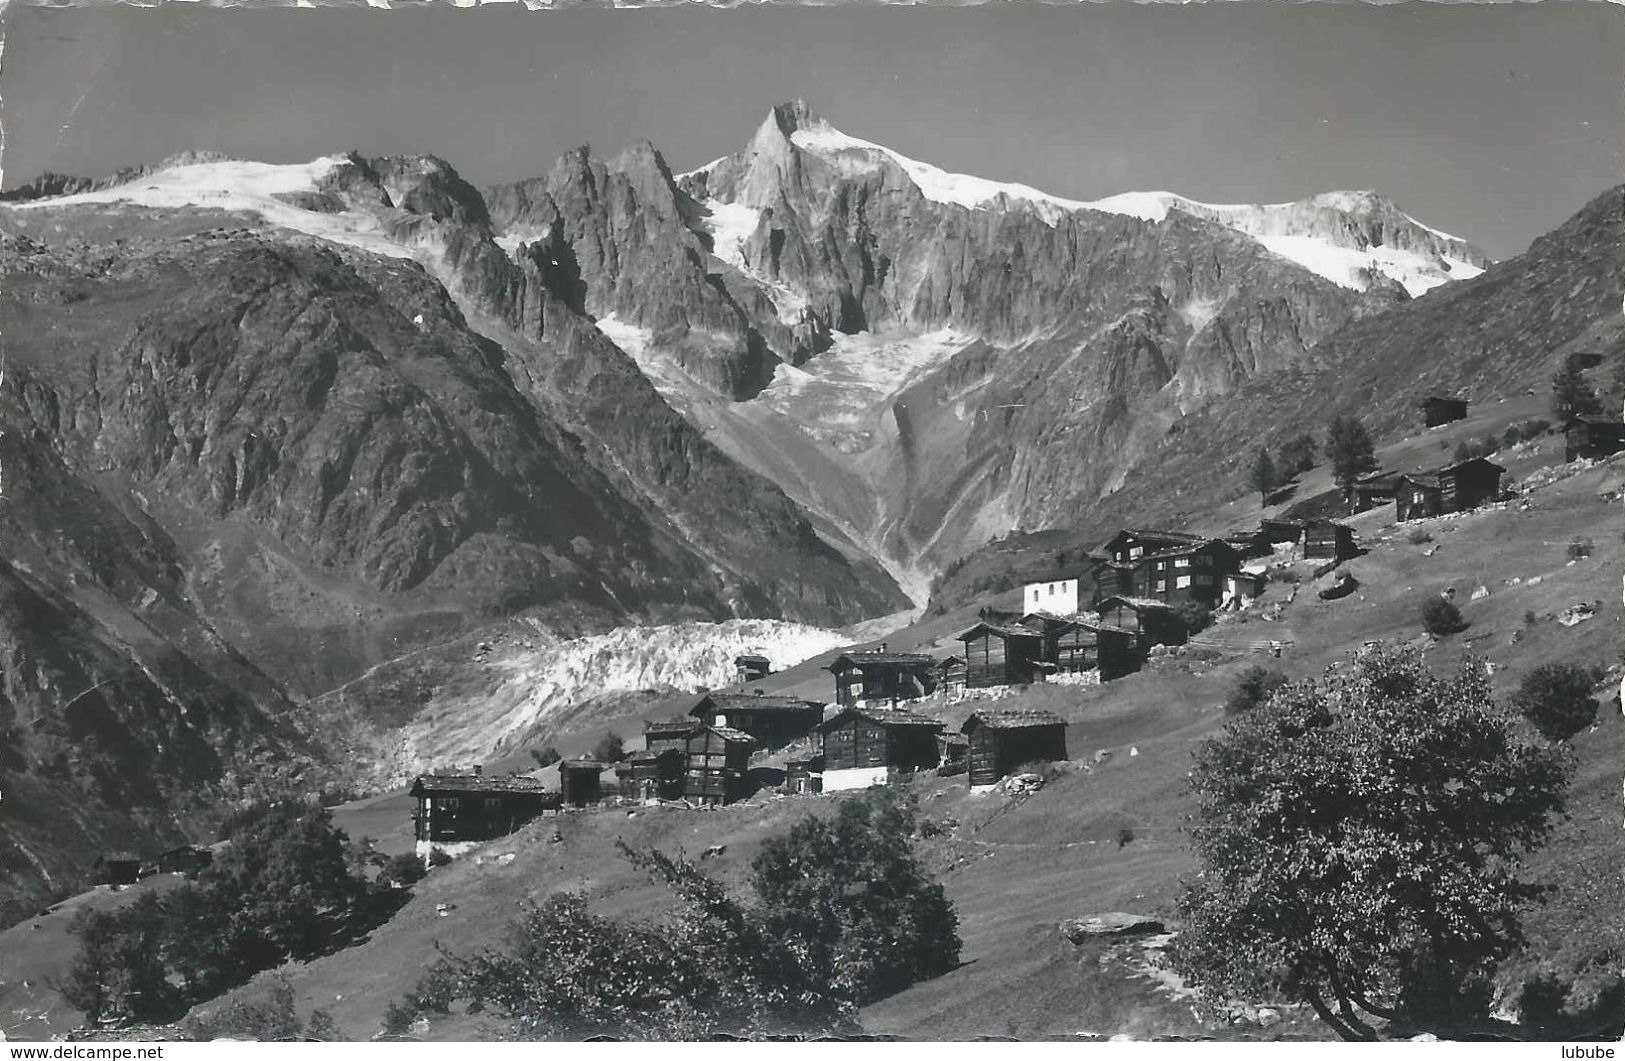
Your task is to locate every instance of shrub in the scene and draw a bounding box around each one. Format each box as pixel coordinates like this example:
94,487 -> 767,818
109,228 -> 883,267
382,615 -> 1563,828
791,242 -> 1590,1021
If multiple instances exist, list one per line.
1421,596 -> 1468,636
427,847 -> 452,868
591,731 -> 626,763
1277,434 -> 1319,479
1514,662 -> 1603,741
1115,827 -> 1136,848
1170,645 -> 1571,1041
1408,529 -> 1434,546
1327,416 -> 1378,491
529,746 -> 562,769
378,851 -> 427,889
1170,598 -> 1214,638
1225,665 -> 1289,715
1524,610 -> 1539,626
183,974 -> 338,1042
1567,537 -> 1593,560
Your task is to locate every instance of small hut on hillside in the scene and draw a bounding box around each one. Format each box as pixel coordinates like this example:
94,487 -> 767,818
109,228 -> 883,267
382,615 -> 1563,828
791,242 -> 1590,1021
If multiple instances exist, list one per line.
825,648 -> 938,707
956,620 -> 1047,688
1095,596 -> 1185,652
688,691 -> 824,749
817,707 -> 944,791
684,725 -> 756,805
1420,395 -> 1469,428
733,654 -> 772,683
1394,457 -> 1506,521
559,760 -> 608,809
157,845 -> 214,876
1302,519 -> 1358,562
614,749 -> 686,803
96,852 -> 143,887
411,771 -> 558,841
961,709 -> 1069,788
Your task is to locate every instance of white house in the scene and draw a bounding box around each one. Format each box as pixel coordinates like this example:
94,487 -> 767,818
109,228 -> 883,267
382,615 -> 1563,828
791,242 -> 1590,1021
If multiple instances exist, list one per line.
1022,575 -> 1080,617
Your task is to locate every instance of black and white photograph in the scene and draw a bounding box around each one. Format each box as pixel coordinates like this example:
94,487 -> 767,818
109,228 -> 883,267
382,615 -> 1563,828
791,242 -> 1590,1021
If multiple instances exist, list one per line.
0,0 -> 1620,1046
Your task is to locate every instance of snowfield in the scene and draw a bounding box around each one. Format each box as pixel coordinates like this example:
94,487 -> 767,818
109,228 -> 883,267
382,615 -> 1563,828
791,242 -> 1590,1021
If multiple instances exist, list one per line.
398,619 -> 852,769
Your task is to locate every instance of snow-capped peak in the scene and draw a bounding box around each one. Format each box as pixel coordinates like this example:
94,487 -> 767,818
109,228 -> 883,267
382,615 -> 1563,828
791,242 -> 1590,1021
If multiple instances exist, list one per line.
749,101 -> 1487,298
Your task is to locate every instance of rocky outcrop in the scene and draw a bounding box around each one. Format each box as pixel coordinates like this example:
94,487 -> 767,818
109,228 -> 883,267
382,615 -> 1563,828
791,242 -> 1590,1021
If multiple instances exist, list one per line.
1060,914 -> 1168,942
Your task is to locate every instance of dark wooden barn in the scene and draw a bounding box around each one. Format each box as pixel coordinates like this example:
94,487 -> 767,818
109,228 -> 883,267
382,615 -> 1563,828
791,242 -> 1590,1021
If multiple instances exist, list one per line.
1023,612 -> 1139,681
689,691 -> 824,749
1224,528 -> 1271,559
96,852 -> 143,886
1123,539 -> 1237,607
1088,529 -> 1213,604
644,717 -> 697,756
1395,457 -> 1506,521
961,709 -> 1069,787
733,654 -> 772,683
684,725 -> 756,805
1095,595 -> 1186,651
825,648 -> 938,707
157,845 -> 214,876
956,621 -> 1047,688
410,772 -> 558,842
785,753 -> 824,795
614,749 -> 686,802
1420,395 -> 1469,428
936,654 -> 967,692
1565,416 -> 1625,462
1258,518 -> 1307,547
559,760 -> 607,809
1348,470 -> 1400,514
1302,519 -> 1358,562
818,707 -> 944,790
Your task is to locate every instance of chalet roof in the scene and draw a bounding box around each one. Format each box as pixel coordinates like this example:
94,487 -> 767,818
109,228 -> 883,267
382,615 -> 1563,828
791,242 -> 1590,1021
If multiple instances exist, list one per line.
1122,528 -> 1208,544
99,851 -> 142,864
1353,470 -> 1400,487
691,692 -> 823,716
818,707 -> 945,732
1074,618 -> 1136,637
1097,595 -> 1176,612
1021,569 -> 1088,586
937,654 -> 967,668
1135,539 -> 1229,561
1303,518 -> 1353,531
1438,457 -> 1507,476
689,724 -> 756,744
1567,416 -> 1625,430
644,716 -> 699,736
1420,395 -> 1468,406
961,708 -> 1068,732
410,773 -> 551,796
1259,517 -> 1305,529
733,654 -> 772,665
955,621 -> 1043,642
826,651 -> 936,670
160,844 -> 210,856
559,759 -> 608,772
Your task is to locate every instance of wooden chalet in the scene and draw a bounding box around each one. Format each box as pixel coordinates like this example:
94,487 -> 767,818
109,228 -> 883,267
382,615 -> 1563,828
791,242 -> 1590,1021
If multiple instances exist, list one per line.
785,753 -> 824,795
1348,470 -> 1400,514
1302,519 -> 1358,562
689,691 -> 824,749
558,759 -> 607,809
818,707 -> 945,791
956,620 -> 1047,688
1224,529 -> 1270,559
1258,518 -> 1307,547
936,654 -> 967,692
1090,533 -> 1238,608
1420,395 -> 1469,428
410,771 -> 558,842
1095,595 -> 1185,651
614,749 -> 685,803
96,852 -> 143,886
1024,612 -> 1139,681
733,654 -> 772,683
157,844 -> 213,876
644,717 -> 698,755
825,647 -> 937,707
684,725 -> 756,805
961,709 -> 1069,787
1394,457 -> 1506,522
1565,416 -> 1625,463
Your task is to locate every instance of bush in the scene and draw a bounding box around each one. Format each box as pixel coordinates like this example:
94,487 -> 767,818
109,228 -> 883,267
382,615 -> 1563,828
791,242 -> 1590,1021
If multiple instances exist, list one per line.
183,974 -> 338,1042
1169,598 -> 1214,638
427,847 -> 452,868
1514,662 -> 1603,741
1421,596 -> 1468,636
378,852 -> 427,889
1524,610 -> 1539,626
1567,537 -> 1593,560
1408,529 -> 1434,546
591,731 -> 626,763
1225,665 -> 1289,715
529,747 -> 562,770
1115,827 -> 1136,848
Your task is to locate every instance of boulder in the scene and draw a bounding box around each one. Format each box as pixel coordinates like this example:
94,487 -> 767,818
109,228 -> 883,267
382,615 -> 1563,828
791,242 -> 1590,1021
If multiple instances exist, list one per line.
1001,773 -> 1044,797
1059,913 -> 1167,943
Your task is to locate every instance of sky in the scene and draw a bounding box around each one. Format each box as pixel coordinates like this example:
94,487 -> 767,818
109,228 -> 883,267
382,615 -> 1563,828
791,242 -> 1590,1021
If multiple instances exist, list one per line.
1,3 -> 1620,260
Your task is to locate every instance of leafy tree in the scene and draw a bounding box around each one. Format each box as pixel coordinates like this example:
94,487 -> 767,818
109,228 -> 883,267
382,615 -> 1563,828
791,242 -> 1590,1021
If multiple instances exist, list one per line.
1277,433 -> 1319,479
1326,416 -> 1378,491
200,802 -> 365,965
591,731 -> 626,763
1513,662 -> 1603,742
183,973 -> 337,1042
1224,665 -> 1288,715
61,893 -> 178,1025
378,851 -> 427,889
1170,645 -> 1572,1040
529,746 -> 562,770
750,789 -> 961,1005
161,884 -> 234,999
1249,448 -> 1278,500
1552,355 -> 1602,421
1421,596 -> 1468,636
